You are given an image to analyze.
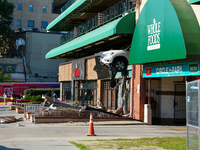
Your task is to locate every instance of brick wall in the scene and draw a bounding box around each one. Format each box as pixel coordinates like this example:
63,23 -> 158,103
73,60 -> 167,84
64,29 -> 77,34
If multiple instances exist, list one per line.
131,65 -> 145,121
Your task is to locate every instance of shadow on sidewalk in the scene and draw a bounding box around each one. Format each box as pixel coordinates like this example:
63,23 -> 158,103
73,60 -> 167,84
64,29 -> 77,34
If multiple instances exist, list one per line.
0,145 -> 23,150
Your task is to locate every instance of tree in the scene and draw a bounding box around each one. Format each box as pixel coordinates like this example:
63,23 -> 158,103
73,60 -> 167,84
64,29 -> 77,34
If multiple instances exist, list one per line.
0,0 -> 15,55
0,71 -> 11,82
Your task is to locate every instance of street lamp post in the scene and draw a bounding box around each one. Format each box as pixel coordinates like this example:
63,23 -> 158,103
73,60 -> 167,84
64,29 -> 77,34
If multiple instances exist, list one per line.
16,37 -> 26,82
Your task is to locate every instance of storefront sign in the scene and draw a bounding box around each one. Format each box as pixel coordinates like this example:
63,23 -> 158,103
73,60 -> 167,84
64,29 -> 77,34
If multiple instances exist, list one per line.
72,59 -> 85,79
143,61 -> 200,78
129,0 -> 200,65
189,63 -> 198,73
74,68 -> 80,77
147,19 -> 161,51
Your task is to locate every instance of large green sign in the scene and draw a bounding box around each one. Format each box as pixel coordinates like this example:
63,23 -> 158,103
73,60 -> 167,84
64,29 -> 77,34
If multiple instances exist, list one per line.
129,0 -> 200,65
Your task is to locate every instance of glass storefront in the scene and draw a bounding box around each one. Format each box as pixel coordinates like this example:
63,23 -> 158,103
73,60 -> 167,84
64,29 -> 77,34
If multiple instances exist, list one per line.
78,80 -> 97,106
62,82 -> 71,101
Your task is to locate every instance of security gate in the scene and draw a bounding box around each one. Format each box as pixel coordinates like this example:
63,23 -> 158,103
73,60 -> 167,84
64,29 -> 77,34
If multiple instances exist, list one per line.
186,80 -> 200,150
103,80 -> 117,110
174,84 -> 186,124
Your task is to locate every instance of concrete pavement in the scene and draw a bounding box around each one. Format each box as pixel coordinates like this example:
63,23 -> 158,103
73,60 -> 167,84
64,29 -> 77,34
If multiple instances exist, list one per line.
0,106 -> 186,150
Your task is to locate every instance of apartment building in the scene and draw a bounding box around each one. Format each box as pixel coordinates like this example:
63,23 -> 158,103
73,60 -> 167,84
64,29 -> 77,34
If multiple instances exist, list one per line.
0,0 -> 67,83
8,0 -> 67,32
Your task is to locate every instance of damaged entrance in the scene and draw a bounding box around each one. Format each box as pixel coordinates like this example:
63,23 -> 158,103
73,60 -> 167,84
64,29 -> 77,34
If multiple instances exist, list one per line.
94,50 -> 131,116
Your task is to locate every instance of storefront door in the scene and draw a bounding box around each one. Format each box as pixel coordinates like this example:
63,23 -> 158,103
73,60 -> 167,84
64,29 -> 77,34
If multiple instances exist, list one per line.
174,84 -> 186,124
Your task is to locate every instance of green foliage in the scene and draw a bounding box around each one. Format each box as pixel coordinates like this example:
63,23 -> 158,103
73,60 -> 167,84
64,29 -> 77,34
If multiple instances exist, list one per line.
35,95 -> 42,100
24,94 -> 44,100
0,71 -> 11,82
24,94 -> 43,104
69,142 -> 90,150
71,137 -> 187,150
24,88 -> 60,97
0,0 -> 15,47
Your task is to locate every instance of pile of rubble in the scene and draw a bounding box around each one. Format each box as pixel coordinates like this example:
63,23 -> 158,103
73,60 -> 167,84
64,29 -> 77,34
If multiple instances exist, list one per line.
0,116 -> 23,124
10,96 -> 131,123
41,96 -> 123,118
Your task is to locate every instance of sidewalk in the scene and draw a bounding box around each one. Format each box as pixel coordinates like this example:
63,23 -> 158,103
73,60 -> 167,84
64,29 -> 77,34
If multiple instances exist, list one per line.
0,105 -> 145,126
0,106 -> 186,150
0,106 -> 79,150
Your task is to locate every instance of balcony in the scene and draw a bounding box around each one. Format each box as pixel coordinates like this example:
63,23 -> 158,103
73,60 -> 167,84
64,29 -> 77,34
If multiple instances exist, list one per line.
60,0 -> 135,45
48,0 -> 135,31
61,0 -> 76,13
46,12 -> 135,59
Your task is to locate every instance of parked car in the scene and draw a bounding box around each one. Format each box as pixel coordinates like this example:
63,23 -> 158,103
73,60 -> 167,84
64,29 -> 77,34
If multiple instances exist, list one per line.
100,46 -> 130,72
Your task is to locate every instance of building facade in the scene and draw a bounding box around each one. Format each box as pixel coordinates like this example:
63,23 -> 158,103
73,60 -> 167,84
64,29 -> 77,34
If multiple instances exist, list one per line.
8,0 -> 62,32
129,0 -> 200,124
0,58 -> 26,82
25,32 -> 66,82
46,0 -> 138,118
45,0 -> 200,124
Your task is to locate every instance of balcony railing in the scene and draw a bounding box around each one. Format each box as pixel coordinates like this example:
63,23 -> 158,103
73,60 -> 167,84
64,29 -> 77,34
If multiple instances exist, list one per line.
60,29 -> 74,45
102,0 -> 134,24
60,0 -> 136,45
61,0 -> 76,14
77,15 -> 98,37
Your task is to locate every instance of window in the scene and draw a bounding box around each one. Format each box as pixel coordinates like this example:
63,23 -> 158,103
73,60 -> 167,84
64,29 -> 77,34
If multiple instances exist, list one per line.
17,20 -> 21,26
7,66 -> 16,73
28,20 -> 34,27
10,19 -> 13,26
41,21 -> 48,28
62,82 -> 71,101
7,66 -> 12,72
43,6 -> 47,13
17,3 -> 21,10
29,5 -> 33,11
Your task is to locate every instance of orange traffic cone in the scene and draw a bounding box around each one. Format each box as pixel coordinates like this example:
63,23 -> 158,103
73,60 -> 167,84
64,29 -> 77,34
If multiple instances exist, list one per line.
87,112 -> 96,136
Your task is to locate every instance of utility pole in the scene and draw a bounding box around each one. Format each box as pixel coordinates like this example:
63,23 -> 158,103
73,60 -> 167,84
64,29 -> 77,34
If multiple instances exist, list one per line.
16,28 -> 26,82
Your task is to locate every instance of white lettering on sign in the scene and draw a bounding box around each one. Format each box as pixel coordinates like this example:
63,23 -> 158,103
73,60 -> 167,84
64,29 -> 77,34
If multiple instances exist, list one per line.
147,19 -> 161,51
156,66 -> 183,74
190,67 -> 197,71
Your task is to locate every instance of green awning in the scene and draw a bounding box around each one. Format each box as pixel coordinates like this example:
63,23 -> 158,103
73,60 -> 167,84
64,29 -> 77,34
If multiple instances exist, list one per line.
189,0 -> 200,4
129,0 -> 200,65
46,0 -> 87,31
46,12 -> 135,59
